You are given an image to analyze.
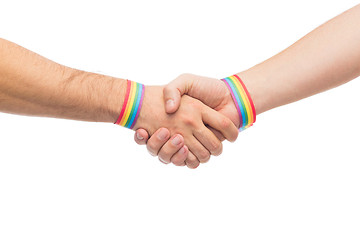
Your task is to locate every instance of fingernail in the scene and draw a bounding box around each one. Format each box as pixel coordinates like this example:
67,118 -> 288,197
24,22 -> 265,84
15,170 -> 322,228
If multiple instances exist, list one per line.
166,99 -> 175,109
157,128 -> 169,141
179,146 -> 187,154
136,132 -> 144,140
171,135 -> 182,145
159,157 -> 168,164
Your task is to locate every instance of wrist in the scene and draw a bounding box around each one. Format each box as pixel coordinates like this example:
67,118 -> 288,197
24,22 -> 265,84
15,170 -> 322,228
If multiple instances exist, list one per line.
236,69 -> 269,115
113,80 -> 146,128
221,74 -> 256,130
132,85 -> 164,133
216,80 -> 242,128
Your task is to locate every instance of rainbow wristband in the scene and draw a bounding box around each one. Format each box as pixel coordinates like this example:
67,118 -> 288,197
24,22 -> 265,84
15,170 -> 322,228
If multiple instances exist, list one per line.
221,74 -> 256,131
114,80 -> 145,129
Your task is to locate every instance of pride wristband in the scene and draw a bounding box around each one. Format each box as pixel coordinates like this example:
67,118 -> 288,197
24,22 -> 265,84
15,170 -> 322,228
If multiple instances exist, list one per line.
114,80 -> 145,129
221,74 -> 256,131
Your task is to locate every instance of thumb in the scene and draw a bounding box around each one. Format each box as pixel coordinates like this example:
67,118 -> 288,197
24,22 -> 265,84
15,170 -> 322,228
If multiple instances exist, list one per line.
163,75 -> 194,113
134,128 -> 150,145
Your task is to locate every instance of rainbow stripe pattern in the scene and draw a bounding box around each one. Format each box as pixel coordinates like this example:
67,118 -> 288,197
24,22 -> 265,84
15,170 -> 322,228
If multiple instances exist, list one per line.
222,74 -> 256,131
115,80 -> 145,129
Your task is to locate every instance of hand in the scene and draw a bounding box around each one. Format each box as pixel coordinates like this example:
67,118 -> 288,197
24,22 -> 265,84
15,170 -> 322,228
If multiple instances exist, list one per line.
133,85 -> 238,167
164,73 -> 240,127
134,74 -> 240,168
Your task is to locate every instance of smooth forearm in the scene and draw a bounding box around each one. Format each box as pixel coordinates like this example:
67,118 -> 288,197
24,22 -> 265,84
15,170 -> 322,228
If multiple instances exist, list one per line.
239,4 -> 360,115
0,38 -> 125,122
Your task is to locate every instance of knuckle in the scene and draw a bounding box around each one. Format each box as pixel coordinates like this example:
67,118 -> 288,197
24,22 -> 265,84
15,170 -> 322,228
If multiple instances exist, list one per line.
194,127 -> 205,136
182,116 -> 196,127
177,73 -> 192,79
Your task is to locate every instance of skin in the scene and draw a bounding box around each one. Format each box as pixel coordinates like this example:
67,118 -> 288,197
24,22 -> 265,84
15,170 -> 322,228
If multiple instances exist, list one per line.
135,4 -> 360,168
135,74 -> 240,168
133,86 -> 238,166
0,38 -> 239,167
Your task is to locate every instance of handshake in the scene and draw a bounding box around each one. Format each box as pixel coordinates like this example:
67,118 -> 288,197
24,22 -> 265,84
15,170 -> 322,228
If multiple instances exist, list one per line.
3,3 -> 355,167
122,73 -> 257,169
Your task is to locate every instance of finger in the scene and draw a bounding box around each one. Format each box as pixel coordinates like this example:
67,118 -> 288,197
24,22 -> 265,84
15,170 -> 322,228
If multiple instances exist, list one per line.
207,126 -> 226,142
170,145 -> 189,166
158,134 -> 185,164
201,107 -> 239,142
193,125 -> 223,156
186,136 -> 211,163
134,129 -> 150,145
163,75 -> 195,114
185,151 -> 200,169
146,128 -> 171,156
159,158 -> 170,165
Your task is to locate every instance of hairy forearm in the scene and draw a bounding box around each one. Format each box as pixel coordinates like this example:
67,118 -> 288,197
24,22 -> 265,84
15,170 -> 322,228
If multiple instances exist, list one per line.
0,38 -> 125,122
239,4 -> 360,115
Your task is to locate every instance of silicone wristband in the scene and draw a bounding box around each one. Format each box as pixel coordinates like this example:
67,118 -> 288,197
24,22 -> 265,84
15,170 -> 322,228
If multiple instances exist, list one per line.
221,75 -> 256,131
115,80 -> 145,129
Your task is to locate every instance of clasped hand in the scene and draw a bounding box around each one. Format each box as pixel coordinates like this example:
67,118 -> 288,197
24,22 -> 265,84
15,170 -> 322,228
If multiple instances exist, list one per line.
132,74 -> 240,169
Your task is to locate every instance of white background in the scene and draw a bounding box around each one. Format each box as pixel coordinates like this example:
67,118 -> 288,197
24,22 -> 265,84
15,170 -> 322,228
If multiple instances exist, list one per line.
1,0 -> 359,239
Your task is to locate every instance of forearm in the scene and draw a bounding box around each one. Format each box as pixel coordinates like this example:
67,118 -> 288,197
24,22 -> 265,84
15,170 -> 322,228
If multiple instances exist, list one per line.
239,4 -> 360,115
0,38 -> 125,122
